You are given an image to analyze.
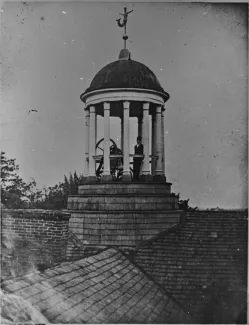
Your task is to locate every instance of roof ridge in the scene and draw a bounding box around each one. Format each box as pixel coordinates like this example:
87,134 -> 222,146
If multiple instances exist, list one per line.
124,242 -> 195,323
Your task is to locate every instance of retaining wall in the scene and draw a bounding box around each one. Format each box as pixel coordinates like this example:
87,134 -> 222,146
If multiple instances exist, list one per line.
1,209 -> 70,279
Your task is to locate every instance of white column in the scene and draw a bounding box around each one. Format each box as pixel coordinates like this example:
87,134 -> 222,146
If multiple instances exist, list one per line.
123,101 -> 131,179
95,113 -> 97,147
138,116 -> 142,138
161,109 -> 165,175
84,108 -> 90,177
151,113 -> 156,176
155,105 -> 163,175
89,105 -> 96,177
121,116 -> 124,152
103,102 -> 110,176
142,102 -> 150,175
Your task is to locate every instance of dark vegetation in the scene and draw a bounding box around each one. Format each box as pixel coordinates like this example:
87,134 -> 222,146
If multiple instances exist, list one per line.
1,151 -> 82,209
2,151 -> 244,212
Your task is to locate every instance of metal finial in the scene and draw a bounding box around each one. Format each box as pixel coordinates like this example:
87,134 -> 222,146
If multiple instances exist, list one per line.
116,7 -> 133,49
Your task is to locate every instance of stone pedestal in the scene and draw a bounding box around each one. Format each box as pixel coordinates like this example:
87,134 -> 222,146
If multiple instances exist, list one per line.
67,182 -> 181,251
139,174 -> 153,182
83,176 -> 97,183
153,175 -> 167,183
101,174 -> 112,182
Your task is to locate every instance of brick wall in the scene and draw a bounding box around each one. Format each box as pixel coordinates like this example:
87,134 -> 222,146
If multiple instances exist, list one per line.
1,209 -> 71,280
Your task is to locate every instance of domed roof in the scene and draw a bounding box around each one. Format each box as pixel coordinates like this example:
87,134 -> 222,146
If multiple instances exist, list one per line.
82,56 -> 169,98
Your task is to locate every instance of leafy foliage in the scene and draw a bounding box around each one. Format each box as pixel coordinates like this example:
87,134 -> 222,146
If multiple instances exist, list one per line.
172,192 -> 199,211
1,152 -> 37,208
1,152 -> 83,209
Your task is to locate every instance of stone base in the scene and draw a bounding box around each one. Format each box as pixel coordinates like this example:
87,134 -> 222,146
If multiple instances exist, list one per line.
83,175 -> 97,183
153,174 -> 167,183
140,174 -> 153,182
68,210 -> 183,249
67,182 -> 182,249
122,173 -> 132,182
101,174 -> 112,182
78,182 -> 172,195
81,176 -> 89,183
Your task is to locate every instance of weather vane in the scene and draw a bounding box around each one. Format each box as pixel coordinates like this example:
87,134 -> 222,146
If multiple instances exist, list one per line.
116,7 -> 133,49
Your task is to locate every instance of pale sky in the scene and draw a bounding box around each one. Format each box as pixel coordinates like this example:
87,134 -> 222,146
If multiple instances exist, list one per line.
1,2 -> 248,209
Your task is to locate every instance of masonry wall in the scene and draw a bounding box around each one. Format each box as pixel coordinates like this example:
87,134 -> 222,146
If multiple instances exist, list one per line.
68,210 -> 183,251
67,182 -> 182,251
1,209 -> 70,280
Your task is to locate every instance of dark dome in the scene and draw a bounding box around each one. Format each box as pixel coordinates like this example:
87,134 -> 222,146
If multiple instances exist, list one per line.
82,59 -> 168,97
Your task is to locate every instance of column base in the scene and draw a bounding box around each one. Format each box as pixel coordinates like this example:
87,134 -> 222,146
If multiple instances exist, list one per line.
81,176 -> 89,183
153,174 -> 166,183
122,172 -> 132,182
101,174 -> 112,182
140,174 -> 153,182
85,175 -> 97,183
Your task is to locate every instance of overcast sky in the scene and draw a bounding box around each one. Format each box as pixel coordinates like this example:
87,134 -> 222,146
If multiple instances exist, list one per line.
1,2 -> 247,209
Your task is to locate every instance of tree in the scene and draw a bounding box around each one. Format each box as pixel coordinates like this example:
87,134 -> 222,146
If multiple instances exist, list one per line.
172,192 -> 199,212
73,171 -> 79,192
45,183 -> 65,209
69,172 -> 77,195
23,178 -> 44,207
63,175 -> 69,197
1,152 -> 34,208
1,151 -> 81,210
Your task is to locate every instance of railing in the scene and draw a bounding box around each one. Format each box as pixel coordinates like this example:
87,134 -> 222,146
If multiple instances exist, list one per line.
93,154 -> 158,162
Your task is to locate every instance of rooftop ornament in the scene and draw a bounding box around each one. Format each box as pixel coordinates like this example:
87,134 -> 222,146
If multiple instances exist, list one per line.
116,7 -> 133,49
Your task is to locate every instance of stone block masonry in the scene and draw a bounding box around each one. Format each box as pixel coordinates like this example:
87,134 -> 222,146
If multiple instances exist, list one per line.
68,210 -> 182,251
67,182 -> 182,252
1,209 -> 71,280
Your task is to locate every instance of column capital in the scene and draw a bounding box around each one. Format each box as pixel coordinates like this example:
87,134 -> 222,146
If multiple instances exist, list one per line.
89,105 -> 95,113
143,102 -> 150,111
123,101 -> 130,109
103,102 -> 110,110
156,105 -> 162,114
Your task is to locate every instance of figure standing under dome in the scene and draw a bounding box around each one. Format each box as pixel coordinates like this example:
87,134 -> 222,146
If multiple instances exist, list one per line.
133,136 -> 144,180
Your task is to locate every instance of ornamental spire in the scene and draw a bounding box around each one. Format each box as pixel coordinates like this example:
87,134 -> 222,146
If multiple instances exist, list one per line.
116,7 -> 133,49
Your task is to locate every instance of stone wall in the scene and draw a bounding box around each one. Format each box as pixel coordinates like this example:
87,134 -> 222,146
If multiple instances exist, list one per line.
67,182 -> 182,252
68,210 -> 183,251
1,209 -> 70,280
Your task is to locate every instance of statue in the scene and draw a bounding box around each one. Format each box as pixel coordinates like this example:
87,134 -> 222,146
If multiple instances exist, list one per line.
116,7 -> 133,32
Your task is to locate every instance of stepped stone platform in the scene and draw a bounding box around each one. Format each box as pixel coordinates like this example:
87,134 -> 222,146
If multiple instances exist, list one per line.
67,182 -> 183,250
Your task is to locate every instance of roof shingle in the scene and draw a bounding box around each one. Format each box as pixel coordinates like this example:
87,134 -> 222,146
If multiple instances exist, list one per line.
2,248 -> 192,324
134,211 -> 248,323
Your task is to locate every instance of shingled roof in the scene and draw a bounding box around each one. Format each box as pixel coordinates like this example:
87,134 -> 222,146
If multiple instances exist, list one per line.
2,248 -> 192,324
133,211 -> 248,324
